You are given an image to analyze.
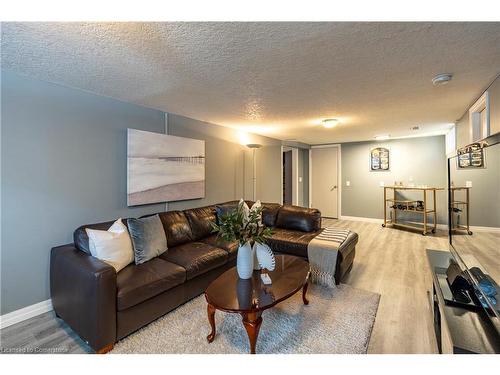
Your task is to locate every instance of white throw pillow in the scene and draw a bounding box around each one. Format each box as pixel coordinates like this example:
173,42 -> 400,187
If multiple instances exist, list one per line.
239,199 -> 262,225
251,200 -> 262,225
85,219 -> 135,272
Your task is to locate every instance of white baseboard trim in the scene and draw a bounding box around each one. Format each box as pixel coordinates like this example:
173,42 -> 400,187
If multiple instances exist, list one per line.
339,215 -> 448,230
0,299 -> 53,329
339,215 -> 383,224
338,216 -> 500,234
469,225 -> 500,233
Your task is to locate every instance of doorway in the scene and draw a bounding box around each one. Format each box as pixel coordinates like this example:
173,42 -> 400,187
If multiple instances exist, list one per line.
310,146 -> 339,218
283,150 -> 292,204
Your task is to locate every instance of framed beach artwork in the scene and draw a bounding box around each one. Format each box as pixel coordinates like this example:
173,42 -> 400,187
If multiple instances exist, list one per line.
127,129 -> 205,206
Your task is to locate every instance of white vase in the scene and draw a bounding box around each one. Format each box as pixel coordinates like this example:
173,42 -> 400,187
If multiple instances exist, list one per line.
252,243 -> 261,270
255,242 -> 276,271
236,242 -> 254,279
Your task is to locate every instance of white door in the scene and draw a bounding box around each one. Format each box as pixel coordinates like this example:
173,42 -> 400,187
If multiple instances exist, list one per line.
311,147 -> 338,218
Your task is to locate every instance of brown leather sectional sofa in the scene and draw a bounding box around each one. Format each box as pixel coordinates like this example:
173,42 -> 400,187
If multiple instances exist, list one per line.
50,201 -> 357,353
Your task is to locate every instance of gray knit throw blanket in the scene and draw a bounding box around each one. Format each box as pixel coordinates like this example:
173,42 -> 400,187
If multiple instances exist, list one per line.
307,227 -> 351,288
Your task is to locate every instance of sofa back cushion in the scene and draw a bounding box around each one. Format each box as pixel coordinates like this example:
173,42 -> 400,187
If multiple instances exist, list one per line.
158,211 -> 193,247
214,202 -> 238,223
215,200 -> 256,224
184,205 -> 217,241
275,205 -> 321,232
261,203 -> 282,227
74,219 -> 130,254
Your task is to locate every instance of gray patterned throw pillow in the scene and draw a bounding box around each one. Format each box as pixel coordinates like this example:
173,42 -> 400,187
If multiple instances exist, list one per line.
127,215 -> 168,265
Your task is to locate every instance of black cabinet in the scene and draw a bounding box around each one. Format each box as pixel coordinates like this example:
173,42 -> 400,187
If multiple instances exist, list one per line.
427,249 -> 500,354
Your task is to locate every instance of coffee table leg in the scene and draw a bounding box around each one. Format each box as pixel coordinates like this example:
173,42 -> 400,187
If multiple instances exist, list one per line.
241,312 -> 262,354
302,273 -> 310,305
207,303 -> 216,343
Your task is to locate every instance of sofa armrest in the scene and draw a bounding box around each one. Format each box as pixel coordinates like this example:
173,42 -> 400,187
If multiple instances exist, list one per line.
275,205 -> 322,232
50,244 -> 117,352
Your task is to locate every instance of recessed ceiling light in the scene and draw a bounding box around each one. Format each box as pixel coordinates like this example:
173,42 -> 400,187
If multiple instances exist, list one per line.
432,73 -> 453,86
374,134 -> 390,141
322,119 -> 339,128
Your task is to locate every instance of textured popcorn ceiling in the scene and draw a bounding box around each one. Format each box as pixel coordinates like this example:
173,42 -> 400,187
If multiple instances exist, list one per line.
2,22 -> 500,144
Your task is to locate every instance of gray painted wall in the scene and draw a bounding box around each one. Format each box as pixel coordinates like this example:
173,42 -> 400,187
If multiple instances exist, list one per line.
341,136 -> 448,223
1,71 -> 285,314
255,145 -> 283,203
1,71 -> 166,314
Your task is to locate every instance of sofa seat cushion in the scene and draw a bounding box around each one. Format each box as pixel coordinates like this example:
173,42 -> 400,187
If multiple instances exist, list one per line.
116,258 -> 186,311
160,242 -> 228,280
266,228 -> 322,258
200,235 -> 238,260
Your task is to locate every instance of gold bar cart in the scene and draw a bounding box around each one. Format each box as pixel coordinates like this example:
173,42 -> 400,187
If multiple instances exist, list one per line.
450,187 -> 473,235
382,186 -> 443,235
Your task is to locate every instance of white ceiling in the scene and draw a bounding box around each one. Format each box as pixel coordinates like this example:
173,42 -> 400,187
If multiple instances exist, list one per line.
2,22 -> 500,144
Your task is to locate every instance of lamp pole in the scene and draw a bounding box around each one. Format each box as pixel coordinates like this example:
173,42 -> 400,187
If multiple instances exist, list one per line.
246,144 -> 262,201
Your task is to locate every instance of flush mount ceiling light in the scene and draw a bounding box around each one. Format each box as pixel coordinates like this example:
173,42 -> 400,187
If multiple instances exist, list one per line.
321,119 -> 339,128
374,134 -> 390,141
432,73 -> 453,86
246,143 -> 262,149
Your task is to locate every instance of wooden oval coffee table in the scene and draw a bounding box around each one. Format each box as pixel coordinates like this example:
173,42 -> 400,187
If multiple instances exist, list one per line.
204,255 -> 310,354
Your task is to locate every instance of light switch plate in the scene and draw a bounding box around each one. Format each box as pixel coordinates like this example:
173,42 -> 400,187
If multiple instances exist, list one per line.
466,180 -> 472,188
346,181 -> 351,186
379,181 -> 385,187
299,177 -> 303,183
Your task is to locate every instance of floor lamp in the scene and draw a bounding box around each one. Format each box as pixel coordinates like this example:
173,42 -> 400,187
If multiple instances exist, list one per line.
246,143 -> 262,201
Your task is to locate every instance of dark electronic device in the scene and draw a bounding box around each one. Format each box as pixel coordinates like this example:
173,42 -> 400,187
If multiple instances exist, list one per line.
446,260 -> 472,304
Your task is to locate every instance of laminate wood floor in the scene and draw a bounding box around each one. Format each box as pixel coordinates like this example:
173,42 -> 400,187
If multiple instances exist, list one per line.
323,219 -> 448,354
1,220 -> 455,354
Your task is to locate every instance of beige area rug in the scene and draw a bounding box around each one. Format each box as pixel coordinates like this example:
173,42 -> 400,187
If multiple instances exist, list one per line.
112,284 -> 380,354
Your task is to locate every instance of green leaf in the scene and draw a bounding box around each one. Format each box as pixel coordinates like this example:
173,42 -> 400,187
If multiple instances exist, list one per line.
211,203 -> 273,246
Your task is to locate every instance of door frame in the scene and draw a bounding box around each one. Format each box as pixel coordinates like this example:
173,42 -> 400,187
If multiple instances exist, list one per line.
309,144 -> 342,218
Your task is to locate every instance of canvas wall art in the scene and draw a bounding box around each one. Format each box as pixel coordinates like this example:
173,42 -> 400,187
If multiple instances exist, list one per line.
127,129 -> 205,206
